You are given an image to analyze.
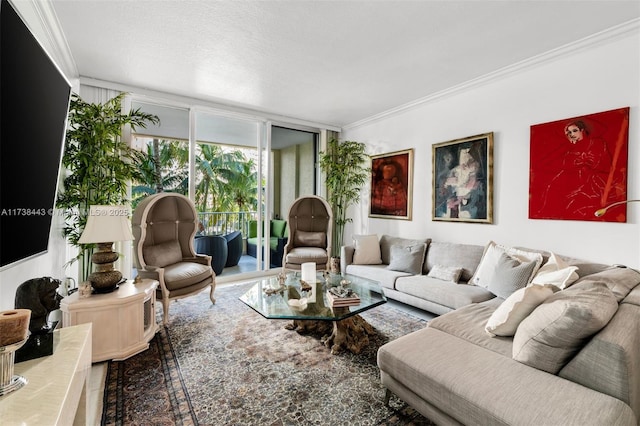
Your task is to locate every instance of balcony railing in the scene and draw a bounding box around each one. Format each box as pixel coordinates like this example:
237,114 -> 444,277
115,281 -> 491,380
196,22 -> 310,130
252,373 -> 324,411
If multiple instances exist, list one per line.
197,211 -> 257,237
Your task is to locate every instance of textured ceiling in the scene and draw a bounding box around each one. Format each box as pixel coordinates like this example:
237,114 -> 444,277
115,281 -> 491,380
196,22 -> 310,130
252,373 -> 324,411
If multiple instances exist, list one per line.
51,0 -> 640,128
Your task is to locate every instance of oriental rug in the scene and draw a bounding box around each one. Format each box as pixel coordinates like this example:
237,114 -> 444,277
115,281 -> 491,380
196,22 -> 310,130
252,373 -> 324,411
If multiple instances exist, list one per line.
101,281 -> 434,425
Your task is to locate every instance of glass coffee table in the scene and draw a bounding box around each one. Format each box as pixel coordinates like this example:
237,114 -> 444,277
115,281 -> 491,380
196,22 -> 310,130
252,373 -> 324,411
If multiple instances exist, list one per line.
239,272 -> 387,354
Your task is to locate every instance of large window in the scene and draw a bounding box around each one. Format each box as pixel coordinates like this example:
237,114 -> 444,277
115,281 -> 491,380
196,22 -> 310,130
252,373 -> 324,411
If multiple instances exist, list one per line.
129,100 -> 320,279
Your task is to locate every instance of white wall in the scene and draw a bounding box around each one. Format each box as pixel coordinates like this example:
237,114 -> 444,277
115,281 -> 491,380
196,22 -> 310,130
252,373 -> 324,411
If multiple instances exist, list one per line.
342,29 -> 640,268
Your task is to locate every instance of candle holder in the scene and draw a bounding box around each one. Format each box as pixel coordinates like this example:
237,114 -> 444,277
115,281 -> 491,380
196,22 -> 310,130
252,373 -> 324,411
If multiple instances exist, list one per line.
0,338 -> 29,396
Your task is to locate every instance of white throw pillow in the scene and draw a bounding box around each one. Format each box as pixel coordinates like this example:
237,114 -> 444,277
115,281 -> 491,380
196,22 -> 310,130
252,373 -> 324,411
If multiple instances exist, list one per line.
531,252 -> 579,290
352,234 -> 382,265
485,285 -> 557,337
471,241 -> 543,289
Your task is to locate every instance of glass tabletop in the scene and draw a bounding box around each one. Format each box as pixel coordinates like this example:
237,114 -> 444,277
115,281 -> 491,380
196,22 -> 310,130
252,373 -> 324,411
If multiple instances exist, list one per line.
239,272 -> 387,321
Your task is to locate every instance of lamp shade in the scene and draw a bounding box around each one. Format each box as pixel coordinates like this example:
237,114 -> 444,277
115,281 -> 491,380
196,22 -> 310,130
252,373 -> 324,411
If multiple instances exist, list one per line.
78,205 -> 134,244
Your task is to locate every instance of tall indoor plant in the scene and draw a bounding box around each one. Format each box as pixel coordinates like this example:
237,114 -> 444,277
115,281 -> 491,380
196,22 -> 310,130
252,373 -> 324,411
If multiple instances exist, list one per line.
319,138 -> 369,269
56,92 -> 159,280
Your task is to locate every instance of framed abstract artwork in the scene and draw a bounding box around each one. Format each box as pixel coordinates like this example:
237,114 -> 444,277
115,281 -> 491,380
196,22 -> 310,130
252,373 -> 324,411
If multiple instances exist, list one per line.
432,133 -> 493,223
369,149 -> 413,220
529,107 -> 630,222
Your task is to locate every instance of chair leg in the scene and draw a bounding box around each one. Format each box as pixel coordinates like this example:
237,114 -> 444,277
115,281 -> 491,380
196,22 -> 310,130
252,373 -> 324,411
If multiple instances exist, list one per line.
209,279 -> 216,304
384,388 -> 392,406
162,297 -> 170,326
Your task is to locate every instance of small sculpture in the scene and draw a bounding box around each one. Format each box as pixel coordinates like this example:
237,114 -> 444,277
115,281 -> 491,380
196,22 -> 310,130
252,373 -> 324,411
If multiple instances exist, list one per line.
14,277 -> 63,334
300,280 -> 312,292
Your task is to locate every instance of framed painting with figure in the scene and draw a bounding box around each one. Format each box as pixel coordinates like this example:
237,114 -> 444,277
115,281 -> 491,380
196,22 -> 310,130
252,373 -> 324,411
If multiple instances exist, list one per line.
529,107 -> 629,222
432,133 -> 493,223
369,149 -> 413,220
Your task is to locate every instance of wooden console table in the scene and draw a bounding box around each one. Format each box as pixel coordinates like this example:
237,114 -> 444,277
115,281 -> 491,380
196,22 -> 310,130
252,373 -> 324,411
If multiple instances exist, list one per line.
0,323 -> 92,425
61,279 -> 159,363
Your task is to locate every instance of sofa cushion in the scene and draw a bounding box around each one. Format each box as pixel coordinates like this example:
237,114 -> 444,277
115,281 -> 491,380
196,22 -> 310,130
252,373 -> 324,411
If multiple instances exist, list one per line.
162,261 -> 212,290
571,266 -> 640,303
352,234 -> 382,265
285,247 -> 328,265
424,241 -> 484,282
427,264 -> 462,283
513,281 -> 618,374
531,252 -> 579,289
270,219 -> 287,238
345,264 -> 410,290
395,275 -> 495,311
429,299 -> 512,357
486,253 -> 538,299
143,240 -> 183,268
559,301 -> 640,416
293,230 -> 326,247
379,235 -> 430,265
471,241 -> 543,289
485,285 -> 557,337
387,243 -> 426,274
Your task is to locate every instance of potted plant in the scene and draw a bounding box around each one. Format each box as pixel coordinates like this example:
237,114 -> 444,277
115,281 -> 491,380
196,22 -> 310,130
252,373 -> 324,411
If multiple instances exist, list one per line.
319,138 -> 369,273
56,92 -> 159,280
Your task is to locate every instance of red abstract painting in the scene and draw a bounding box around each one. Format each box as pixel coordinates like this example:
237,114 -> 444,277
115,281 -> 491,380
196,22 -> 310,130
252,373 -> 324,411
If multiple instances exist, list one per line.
529,107 -> 629,222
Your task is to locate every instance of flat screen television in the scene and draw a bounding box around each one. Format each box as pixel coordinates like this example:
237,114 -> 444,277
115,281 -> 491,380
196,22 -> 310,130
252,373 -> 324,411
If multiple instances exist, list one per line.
0,0 -> 71,268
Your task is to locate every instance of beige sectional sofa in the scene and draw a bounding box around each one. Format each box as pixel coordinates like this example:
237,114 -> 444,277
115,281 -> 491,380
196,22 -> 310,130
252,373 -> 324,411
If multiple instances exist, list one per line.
341,235 -> 640,425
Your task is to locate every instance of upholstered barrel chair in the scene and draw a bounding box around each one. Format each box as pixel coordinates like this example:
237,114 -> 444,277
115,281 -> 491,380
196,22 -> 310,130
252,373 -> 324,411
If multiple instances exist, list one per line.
132,193 -> 215,325
282,195 -> 333,271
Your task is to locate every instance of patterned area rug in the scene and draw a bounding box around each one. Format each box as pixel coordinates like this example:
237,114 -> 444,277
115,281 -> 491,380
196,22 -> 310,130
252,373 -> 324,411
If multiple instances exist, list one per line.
102,281 -> 435,425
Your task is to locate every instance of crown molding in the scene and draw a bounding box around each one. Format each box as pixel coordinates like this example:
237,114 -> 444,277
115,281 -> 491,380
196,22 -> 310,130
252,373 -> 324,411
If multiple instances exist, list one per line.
80,76 -> 342,132
343,18 -> 640,131
14,0 -> 78,80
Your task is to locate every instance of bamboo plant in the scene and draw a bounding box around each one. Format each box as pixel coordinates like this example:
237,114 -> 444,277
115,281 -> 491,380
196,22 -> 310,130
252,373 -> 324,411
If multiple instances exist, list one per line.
56,92 -> 159,280
319,138 -> 369,259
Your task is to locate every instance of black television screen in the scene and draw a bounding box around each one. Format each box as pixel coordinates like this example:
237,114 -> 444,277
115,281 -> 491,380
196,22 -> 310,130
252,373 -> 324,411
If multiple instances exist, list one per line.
0,0 -> 71,268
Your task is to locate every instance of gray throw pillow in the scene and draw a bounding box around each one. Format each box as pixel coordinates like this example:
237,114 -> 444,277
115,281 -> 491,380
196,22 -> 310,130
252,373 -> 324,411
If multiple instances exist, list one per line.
143,240 -> 183,267
386,243 -> 427,274
512,281 -> 618,374
294,230 -> 326,247
487,253 -> 537,299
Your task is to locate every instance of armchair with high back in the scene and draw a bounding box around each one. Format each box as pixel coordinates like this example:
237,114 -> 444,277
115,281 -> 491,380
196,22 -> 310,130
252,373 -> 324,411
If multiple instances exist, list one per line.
282,195 -> 333,271
132,193 -> 216,325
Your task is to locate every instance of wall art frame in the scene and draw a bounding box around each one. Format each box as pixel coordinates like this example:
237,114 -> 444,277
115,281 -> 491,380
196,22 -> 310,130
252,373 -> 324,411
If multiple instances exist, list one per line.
369,148 -> 413,220
432,132 -> 493,223
529,107 -> 629,222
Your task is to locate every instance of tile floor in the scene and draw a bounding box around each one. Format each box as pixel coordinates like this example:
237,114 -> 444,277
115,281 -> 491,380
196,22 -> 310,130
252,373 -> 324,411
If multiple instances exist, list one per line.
85,282 -> 436,423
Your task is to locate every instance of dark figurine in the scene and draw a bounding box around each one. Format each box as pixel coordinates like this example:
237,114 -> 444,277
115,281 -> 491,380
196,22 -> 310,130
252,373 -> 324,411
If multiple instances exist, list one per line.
14,276 -> 63,334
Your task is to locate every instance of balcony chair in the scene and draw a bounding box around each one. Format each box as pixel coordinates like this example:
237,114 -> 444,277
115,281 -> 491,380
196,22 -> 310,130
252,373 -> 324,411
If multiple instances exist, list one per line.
223,230 -> 243,267
282,195 -> 333,272
132,192 -> 215,325
194,235 -> 227,275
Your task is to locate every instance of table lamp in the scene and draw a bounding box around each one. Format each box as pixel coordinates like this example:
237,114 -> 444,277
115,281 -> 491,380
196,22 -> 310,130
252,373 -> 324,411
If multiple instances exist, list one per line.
594,199 -> 640,217
78,205 -> 133,293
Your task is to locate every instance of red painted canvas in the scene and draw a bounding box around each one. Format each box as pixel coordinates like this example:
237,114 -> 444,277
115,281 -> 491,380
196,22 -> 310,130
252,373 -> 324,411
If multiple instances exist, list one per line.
529,107 -> 629,222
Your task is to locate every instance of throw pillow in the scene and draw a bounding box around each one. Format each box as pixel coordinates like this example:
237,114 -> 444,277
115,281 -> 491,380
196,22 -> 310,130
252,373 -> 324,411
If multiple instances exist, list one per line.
427,264 -> 463,283
143,240 -> 182,268
486,253 -> 537,299
293,230 -> 326,247
379,235 -> 430,265
512,281 -> 618,374
471,241 -> 543,289
387,243 -> 427,274
485,285 -> 557,337
352,234 -> 382,265
531,252 -> 579,289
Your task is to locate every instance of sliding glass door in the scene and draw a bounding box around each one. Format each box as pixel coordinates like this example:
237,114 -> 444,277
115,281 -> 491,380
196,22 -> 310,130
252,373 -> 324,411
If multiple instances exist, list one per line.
130,99 -> 320,280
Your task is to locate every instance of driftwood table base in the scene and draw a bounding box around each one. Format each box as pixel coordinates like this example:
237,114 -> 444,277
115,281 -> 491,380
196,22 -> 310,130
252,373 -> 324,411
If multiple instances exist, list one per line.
286,309 -> 376,355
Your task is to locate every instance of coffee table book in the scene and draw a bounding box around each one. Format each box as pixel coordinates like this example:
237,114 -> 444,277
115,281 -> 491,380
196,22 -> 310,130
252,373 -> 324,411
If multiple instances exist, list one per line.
326,290 -> 361,307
